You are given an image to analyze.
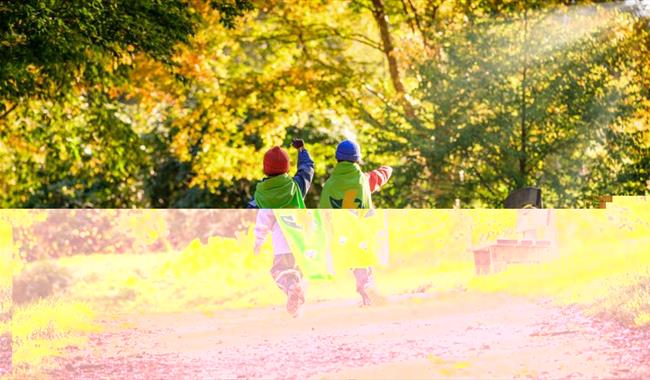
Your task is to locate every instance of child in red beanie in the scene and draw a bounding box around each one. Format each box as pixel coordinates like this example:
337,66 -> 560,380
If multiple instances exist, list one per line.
248,140 -> 314,317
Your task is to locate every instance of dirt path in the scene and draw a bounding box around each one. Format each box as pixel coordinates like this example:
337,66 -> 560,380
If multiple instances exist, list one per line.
50,291 -> 650,380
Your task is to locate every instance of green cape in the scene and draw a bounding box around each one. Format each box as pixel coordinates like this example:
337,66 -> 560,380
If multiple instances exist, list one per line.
319,162 -> 372,209
254,174 -> 305,209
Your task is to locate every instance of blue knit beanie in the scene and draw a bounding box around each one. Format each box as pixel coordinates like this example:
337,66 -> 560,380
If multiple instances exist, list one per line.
336,140 -> 361,162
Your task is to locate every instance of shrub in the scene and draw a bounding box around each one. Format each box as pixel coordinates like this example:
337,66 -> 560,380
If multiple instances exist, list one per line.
12,261 -> 71,305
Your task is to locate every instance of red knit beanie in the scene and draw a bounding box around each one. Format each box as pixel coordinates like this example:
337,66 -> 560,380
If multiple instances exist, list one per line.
263,146 -> 290,176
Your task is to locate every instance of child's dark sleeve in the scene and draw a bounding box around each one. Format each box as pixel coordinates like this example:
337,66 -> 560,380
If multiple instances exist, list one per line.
293,149 -> 315,198
247,198 -> 258,208
366,166 -> 393,193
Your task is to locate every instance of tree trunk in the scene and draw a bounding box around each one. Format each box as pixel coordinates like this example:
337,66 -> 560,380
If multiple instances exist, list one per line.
370,0 -> 416,120
519,8 -> 530,187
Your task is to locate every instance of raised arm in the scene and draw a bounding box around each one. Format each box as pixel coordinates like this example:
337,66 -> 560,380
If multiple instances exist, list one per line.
291,140 -> 315,198
366,166 -> 393,193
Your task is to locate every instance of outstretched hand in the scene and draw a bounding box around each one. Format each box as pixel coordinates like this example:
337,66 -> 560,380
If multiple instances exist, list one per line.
292,139 -> 305,151
253,240 -> 263,255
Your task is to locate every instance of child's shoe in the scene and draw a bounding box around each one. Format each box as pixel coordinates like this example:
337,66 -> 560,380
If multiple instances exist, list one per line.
286,283 -> 304,317
366,285 -> 387,306
358,285 -> 387,307
358,295 -> 372,307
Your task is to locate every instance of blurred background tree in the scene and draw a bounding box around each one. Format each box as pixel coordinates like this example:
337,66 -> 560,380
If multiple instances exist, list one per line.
0,0 -> 648,208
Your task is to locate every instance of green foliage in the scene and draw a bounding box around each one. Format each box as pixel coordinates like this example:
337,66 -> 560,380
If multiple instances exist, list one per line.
0,0 -> 648,207
10,210 -> 255,262
32,209 -> 525,313
0,0 -> 252,103
0,0 -> 194,102
210,0 -> 254,28
399,1 -> 650,206
589,272 -> 650,327
4,299 -> 99,373
0,0 -> 254,207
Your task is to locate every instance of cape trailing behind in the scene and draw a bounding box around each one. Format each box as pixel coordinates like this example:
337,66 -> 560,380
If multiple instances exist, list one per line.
273,209 -> 334,279
273,209 -> 389,277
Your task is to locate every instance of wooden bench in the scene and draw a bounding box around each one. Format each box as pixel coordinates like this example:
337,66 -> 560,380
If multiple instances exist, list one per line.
472,239 -> 552,275
472,187 -> 559,275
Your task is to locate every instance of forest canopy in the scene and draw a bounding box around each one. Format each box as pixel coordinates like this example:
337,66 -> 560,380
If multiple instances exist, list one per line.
1,0 -> 649,208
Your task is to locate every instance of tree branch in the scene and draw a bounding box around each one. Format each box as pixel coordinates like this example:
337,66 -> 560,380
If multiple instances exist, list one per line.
405,0 -> 433,50
339,92 -> 385,131
316,26 -> 384,51
469,166 -> 498,197
399,0 -> 418,34
0,103 -> 18,122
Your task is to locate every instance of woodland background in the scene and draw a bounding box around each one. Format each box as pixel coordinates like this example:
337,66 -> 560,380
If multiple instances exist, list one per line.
1,0 -> 649,208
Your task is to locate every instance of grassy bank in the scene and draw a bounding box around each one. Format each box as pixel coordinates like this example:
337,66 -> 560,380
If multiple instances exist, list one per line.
1,299 -> 100,379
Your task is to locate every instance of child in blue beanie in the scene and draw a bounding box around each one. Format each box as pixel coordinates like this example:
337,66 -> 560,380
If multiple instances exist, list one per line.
320,139 -> 392,306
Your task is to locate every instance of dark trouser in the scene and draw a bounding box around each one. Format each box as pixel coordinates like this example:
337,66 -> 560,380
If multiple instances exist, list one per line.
352,267 -> 374,294
270,253 -> 303,295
